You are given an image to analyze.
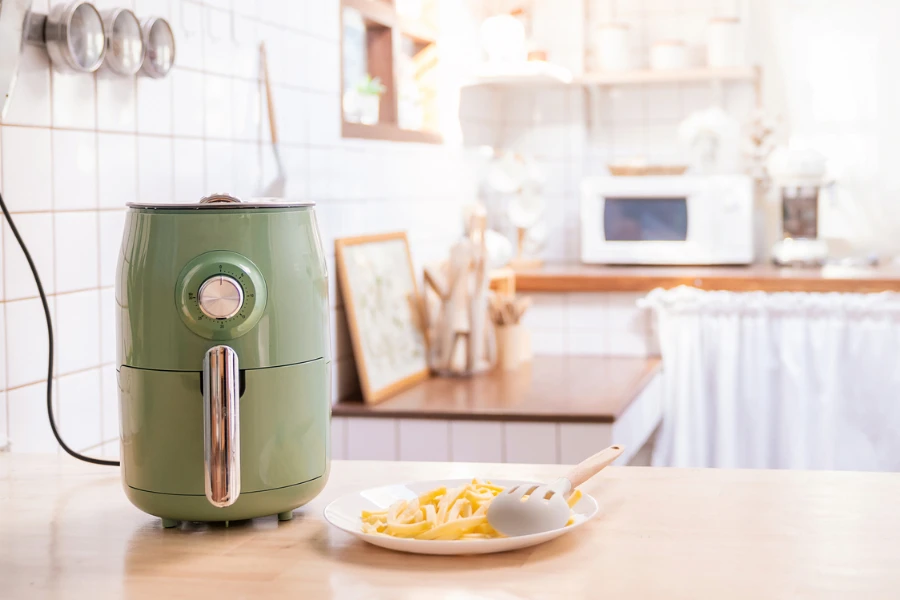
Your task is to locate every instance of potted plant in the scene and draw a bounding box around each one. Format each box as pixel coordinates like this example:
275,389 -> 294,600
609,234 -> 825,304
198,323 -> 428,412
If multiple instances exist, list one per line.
343,75 -> 386,125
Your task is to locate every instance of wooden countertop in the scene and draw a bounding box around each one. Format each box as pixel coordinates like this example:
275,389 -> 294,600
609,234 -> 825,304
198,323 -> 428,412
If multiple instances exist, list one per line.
333,356 -> 661,423
516,263 -> 900,294
4,455 -> 900,599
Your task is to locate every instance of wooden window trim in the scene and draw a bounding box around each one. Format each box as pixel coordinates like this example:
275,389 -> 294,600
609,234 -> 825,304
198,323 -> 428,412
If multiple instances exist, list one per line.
340,0 -> 443,144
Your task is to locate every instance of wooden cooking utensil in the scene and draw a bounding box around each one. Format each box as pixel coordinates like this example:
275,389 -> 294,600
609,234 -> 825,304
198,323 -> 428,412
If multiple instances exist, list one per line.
487,445 -> 624,536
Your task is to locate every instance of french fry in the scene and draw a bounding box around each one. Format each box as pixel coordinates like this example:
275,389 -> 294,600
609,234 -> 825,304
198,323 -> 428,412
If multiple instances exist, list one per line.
566,489 -> 583,509
416,516 -> 486,540
359,480 -> 584,540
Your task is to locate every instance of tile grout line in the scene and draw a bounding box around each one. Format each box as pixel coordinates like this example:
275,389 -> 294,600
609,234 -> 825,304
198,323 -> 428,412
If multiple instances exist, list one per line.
1,124 -> 8,445
5,362 -> 117,393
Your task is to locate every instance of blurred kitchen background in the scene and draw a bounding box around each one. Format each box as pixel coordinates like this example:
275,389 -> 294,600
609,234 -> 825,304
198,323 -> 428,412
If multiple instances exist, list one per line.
3,0 -> 900,471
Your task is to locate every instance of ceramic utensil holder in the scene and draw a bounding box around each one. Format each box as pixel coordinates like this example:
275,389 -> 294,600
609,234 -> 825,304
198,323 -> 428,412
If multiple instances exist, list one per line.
496,323 -> 523,371
707,17 -> 743,67
595,23 -> 630,71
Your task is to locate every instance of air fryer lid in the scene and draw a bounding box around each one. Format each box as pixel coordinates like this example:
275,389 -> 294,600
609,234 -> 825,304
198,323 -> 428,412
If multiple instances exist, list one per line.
127,193 -> 314,209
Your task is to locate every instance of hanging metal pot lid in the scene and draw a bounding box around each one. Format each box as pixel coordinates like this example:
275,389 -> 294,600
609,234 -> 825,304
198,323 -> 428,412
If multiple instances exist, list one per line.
128,194 -> 315,209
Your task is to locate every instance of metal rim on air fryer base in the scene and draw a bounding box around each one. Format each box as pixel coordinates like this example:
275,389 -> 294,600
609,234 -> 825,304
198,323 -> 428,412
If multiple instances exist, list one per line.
126,201 -> 316,209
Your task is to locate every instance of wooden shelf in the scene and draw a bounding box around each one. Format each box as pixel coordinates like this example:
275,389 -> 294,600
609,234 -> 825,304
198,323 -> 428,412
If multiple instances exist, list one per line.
464,64 -> 759,88
342,120 -> 443,144
514,263 -> 900,294
464,62 -> 574,86
333,356 -> 661,423
578,66 -> 760,86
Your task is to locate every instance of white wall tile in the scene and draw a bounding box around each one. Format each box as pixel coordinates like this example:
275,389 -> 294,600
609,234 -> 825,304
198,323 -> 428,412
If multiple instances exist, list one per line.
558,423 -> 613,464
100,288 -> 116,364
56,290 -> 101,375
58,369 -> 103,451
233,78 -> 261,142
99,211 -> 125,287
101,440 -> 120,458
136,77 -> 173,135
330,416 -> 346,460
398,419 -> 450,462
204,74 -> 234,139
567,331 -> 607,355
173,138 -> 206,201
54,212 -> 99,293
101,365 -> 119,441
307,92 -> 340,146
0,317 -> 6,389
137,136 -> 174,202
529,329 -> 567,355
307,0 -> 340,41
8,383 -> 57,453
450,421 -> 504,463
174,2 -> 205,70
205,140 -> 235,195
96,75 -> 137,132
504,422 -> 558,464
51,72 -> 95,129
97,133 -> 137,208
134,0 -> 172,20
4,213 -> 54,300
3,46 -> 51,127
274,87 -> 307,144
172,69 -> 206,138
232,141 -> 261,199
0,393 -> 7,449
203,7 -> 235,76
232,16 -> 261,79
6,298 -> 54,388
2,127 -> 52,213
566,293 -> 608,329
346,417 -> 397,460
52,130 -> 97,210
306,37 -> 339,93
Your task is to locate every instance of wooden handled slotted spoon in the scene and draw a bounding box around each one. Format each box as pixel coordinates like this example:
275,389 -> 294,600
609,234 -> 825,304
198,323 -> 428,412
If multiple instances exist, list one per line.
487,445 -> 624,537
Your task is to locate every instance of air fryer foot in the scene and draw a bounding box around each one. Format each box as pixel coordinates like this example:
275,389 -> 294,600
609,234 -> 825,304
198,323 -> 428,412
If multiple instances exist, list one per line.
161,518 -> 179,529
277,510 -> 294,521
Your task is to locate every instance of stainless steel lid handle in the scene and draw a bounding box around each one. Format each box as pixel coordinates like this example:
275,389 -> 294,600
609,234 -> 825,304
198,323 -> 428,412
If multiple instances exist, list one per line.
203,345 -> 240,508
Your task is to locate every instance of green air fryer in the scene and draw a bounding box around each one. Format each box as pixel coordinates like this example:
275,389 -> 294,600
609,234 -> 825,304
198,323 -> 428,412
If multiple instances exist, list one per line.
116,194 -> 331,527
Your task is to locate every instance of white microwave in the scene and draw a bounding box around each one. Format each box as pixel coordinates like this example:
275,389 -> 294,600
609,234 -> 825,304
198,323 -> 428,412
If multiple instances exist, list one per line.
580,175 -> 754,265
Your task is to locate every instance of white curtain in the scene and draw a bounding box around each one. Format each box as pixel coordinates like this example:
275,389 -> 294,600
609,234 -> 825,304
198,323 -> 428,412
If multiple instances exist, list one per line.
641,286 -> 900,471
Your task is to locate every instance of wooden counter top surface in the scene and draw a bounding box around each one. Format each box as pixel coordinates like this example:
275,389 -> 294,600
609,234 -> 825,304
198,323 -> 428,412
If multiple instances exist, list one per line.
333,356 -> 661,423
516,263 -> 900,294
3,455 -> 900,599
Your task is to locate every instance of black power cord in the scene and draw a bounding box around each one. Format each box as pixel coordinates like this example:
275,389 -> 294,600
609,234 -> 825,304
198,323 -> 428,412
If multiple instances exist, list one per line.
0,190 -> 119,467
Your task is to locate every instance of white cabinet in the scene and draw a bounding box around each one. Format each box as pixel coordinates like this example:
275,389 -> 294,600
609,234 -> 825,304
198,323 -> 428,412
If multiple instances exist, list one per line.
337,372 -> 663,464
450,422 -> 504,463
398,420 -> 450,462
346,418 -> 397,460
504,422 -> 559,464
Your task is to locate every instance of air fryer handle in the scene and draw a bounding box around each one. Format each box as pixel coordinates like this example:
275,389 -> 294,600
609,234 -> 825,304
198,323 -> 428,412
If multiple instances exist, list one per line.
203,345 -> 241,508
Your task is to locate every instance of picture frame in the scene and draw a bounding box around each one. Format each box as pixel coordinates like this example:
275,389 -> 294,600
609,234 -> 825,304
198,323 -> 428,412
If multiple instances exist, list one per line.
335,232 -> 430,404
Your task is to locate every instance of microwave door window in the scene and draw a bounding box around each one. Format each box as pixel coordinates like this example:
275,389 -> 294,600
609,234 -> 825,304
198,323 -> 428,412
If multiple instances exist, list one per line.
603,197 -> 688,241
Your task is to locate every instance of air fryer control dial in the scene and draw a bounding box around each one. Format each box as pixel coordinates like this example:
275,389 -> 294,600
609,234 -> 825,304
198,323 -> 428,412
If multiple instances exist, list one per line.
198,275 -> 244,320
176,251 -> 268,341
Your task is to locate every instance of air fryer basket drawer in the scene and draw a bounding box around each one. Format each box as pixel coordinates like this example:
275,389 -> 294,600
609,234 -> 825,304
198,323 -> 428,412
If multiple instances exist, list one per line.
119,358 -> 329,495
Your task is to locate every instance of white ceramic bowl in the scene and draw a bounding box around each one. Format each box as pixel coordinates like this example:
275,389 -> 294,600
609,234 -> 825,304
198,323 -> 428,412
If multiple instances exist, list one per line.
323,478 -> 599,556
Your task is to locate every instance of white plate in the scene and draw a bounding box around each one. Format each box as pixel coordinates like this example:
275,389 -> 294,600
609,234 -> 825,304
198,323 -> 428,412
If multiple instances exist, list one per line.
323,478 -> 599,556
